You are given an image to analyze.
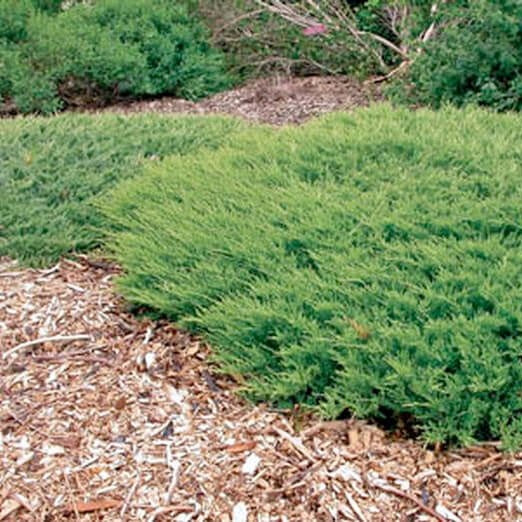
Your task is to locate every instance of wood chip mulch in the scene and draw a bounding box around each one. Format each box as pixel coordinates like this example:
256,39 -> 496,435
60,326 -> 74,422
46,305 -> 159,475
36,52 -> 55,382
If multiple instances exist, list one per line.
96,76 -> 382,125
1,257 -> 522,521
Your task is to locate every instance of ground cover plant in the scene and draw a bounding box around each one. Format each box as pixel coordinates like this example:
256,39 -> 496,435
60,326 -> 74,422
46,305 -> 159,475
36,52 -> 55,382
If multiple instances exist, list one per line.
0,113 -> 246,266
103,105 -> 522,447
0,0 -> 233,114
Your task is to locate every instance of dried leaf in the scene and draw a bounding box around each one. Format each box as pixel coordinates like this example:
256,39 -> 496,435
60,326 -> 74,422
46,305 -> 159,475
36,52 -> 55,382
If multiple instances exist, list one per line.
114,397 -> 126,410
348,319 -> 371,340
51,436 -> 81,449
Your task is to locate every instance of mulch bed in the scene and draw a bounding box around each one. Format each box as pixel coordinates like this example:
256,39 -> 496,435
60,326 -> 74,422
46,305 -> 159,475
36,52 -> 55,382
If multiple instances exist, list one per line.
1,257 -> 521,521
96,76 -> 382,125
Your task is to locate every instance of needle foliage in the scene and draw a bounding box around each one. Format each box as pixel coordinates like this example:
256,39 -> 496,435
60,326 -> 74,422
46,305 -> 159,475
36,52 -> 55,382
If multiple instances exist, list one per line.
104,105 -> 522,447
0,113 -> 246,266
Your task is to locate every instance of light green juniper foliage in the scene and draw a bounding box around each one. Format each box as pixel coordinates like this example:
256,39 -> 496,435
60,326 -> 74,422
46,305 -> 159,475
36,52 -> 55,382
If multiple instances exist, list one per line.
0,113 -> 246,266
103,105 -> 522,447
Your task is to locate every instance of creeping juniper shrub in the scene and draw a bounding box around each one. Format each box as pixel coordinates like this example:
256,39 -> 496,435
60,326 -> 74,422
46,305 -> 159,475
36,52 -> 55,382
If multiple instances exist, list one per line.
102,105 -> 522,448
0,113 -> 246,265
399,0 -> 522,111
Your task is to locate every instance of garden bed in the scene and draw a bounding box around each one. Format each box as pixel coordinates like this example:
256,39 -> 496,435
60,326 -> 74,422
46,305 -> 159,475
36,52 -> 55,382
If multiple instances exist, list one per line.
1,257 -> 521,521
97,76 -> 381,125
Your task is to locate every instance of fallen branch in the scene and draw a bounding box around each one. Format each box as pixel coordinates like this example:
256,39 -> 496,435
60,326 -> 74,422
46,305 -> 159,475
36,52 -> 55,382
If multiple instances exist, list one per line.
366,60 -> 410,84
271,426 -> 318,462
371,482 -> 446,522
120,473 -> 141,518
32,353 -> 114,367
214,8 -> 265,36
345,492 -> 367,522
0,271 -> 25,278
3,334 -> 91,359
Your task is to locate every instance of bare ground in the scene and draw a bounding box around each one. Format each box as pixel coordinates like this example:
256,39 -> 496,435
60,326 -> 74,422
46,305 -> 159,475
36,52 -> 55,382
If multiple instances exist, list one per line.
1,258 -> 522,522
96,76 -> 382,125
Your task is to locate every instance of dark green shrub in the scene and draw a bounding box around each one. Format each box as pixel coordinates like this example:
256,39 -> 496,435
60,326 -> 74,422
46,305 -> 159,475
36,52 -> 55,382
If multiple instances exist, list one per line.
81,0 -> 233,98
103,105 -> 522,447
0,0 -> 35,43
30,0 -> 63,12
401,0 -> 522,111
0,0 -> 233,114
0,113 -> 247,265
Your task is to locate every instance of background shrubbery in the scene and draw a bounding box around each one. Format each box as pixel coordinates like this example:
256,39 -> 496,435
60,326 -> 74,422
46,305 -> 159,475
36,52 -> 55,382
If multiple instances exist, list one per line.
196,0 -> 380,78
102,106 -> 522,447
198,0 -> 521,111
0,0 -> 233,114
1,0 -> 520,112
403,0 -> 522,111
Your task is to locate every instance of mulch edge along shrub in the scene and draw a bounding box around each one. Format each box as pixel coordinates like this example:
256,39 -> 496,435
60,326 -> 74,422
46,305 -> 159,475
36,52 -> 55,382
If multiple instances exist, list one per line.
101,104 -> 522,448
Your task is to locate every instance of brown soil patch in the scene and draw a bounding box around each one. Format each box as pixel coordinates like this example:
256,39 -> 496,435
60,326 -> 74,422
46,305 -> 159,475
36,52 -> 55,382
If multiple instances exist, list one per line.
99,76 -> 382,125
1,258 -> 521,521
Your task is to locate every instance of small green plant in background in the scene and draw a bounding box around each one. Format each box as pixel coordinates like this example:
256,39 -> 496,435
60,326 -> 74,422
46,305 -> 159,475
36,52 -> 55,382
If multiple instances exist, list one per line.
102,105 -> 522,448
0,0 -> 234,114
401,0 -> 522,111
0,113 -> 247,266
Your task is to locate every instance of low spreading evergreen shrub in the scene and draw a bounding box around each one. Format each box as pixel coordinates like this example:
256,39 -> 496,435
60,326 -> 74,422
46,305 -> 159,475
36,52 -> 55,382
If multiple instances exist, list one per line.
0,113 -> 246,265
103,105 -> 522,447
0,0 -> 233,114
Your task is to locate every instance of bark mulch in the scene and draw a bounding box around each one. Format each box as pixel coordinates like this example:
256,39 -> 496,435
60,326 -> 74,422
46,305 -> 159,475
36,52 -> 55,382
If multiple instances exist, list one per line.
1,257 -> 521,521
97,76 -> 382,125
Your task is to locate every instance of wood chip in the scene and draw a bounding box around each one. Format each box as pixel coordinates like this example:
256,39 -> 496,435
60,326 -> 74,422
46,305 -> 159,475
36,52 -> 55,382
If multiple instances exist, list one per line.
0,499 -> 21,521
64,498 -> 121,513
223,441 -> 257,453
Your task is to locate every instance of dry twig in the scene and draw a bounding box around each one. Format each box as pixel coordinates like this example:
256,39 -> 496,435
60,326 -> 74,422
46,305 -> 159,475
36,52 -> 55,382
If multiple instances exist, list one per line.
3,334 -> 91,359
372,482 -> 446,522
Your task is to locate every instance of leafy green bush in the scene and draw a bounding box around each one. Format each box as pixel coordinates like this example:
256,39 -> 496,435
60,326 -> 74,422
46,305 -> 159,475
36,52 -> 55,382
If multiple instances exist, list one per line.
0,0 -> 34,43
0,0 -> 233,114
0,113 -> 246,265
401,0 -> 522,111
103,105 -> 522,447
